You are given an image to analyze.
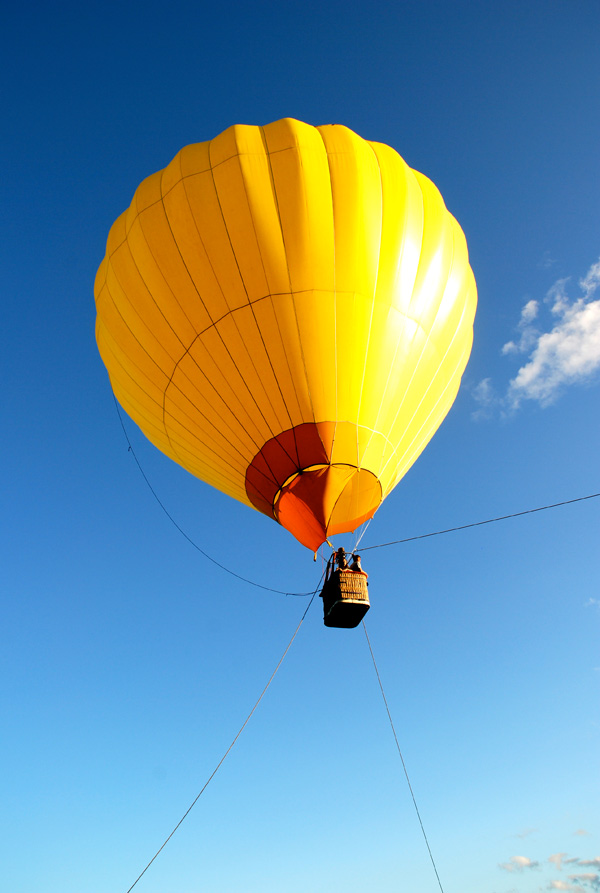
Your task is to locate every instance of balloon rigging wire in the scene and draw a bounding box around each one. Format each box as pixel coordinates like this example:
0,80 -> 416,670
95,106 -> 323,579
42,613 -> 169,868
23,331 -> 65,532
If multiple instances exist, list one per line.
352,516 -> 373,552
123,584 -> 320,893
113,398 -> 595,893
363,621 -> 445,893
115,396 -> 598,582
113,397 -> 312,597
359,492 -> 600,552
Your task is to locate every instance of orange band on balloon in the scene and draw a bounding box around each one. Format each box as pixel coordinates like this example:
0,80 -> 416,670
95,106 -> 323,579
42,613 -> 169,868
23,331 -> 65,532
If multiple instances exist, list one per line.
245,423 -> 381,550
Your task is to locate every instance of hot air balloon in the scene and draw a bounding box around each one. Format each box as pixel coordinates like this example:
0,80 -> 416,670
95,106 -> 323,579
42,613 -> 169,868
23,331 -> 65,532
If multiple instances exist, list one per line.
94,118 -> 477,561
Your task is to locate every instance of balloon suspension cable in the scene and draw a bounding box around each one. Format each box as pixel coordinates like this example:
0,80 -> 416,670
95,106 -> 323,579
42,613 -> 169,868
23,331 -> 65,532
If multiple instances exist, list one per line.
358,492 -> 600,552
352,516 -> 373,553
115,397 -> 598,584
363,621 -> 445,893
124,584 -> 320,893
113,396 -> 312,597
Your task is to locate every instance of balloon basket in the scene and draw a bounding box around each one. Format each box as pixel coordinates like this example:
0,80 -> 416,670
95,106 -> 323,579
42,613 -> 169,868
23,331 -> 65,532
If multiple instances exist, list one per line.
321,570 -> 370,628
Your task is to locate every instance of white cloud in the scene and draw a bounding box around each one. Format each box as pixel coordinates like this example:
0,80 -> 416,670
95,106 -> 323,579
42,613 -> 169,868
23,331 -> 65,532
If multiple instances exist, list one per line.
471,377 -> 499,419
472,376 -> 495,403
498,848 -> 600,893
580,259 -> 600,298
496,848 -> 599,891
507,295 -> 600,408
522,298 -> 541,323
472,256 -> 600,416
502,298 -> 541,356
499,855 -> 540,872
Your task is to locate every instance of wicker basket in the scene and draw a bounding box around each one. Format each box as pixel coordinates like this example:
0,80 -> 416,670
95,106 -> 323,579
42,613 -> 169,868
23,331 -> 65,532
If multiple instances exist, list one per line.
321,570 -> 370,628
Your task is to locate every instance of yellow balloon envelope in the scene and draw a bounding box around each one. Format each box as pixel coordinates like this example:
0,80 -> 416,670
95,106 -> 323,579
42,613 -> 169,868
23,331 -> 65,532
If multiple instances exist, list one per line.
95,119 -> 477,551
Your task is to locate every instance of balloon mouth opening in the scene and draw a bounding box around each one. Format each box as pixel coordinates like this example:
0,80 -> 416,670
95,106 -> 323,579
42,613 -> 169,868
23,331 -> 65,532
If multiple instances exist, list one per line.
244,423 -> 382,551
273,464 -> 381,551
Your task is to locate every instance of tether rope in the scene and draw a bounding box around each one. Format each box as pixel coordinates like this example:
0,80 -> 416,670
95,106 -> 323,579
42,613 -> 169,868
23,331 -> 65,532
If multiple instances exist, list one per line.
124,588 -> 318,893
113,396 -> 312,596
115,396 -> 598,585
363,622 -> 445,893
359,492 -> 600,552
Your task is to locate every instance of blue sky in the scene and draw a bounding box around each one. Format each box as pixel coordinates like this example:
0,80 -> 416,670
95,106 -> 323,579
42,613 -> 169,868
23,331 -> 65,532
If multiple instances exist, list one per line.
1,2 -> 599,891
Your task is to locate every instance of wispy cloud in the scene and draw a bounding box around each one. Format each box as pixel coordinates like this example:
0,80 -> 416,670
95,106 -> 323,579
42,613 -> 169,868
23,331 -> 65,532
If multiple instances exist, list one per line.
568,873 -> 600,891
471,376 -> 496,416
498,844 -> 600,891
515,827 -> 539,839
472,257 -> 600,417
538,250 -> 557,270
499,855 -> 540,872
547,875 -> 600,891
502,298 -> 542,357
